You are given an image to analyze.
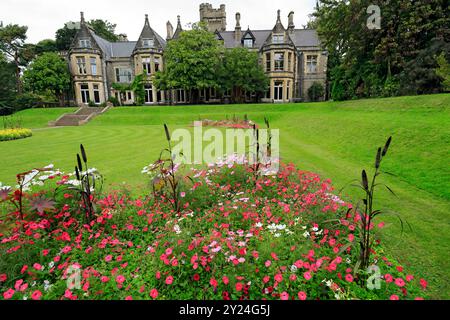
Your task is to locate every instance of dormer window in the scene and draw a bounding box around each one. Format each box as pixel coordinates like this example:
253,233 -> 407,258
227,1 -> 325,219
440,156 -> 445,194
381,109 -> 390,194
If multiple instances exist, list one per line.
142,38 -> 154,48
243,39 -> 253,48
272,34 -> 284,44
79,39 -> 91,48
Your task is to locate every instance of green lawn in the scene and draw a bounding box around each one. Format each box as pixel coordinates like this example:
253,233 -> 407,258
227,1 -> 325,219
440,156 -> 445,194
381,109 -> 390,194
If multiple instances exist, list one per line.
0,94 -> 449,298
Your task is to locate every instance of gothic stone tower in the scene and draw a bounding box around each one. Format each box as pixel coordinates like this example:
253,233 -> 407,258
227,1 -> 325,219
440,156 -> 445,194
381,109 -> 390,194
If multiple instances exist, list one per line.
200,3 -> 226,32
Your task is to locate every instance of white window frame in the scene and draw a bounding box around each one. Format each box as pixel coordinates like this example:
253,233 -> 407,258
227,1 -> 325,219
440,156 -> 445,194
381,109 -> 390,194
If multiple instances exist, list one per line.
306,55 -> 318,73
79,39 -> 91,48
80,84 -> 90,103
272,34 -> 284,44
115,68 -> 132,83
90,57 -> 97,75
274,53 -> 284,71
142,38 -> 154,48
77,57 -> 87,75
243,38 -> 253,48
142,57 -> 151,74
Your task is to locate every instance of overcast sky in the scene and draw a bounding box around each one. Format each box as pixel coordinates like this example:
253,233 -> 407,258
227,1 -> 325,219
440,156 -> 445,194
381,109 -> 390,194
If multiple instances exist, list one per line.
1,0 -> 317,43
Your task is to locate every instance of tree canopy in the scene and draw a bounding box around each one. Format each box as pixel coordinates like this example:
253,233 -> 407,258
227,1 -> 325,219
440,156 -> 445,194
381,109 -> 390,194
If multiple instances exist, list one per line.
22,52 -> 71,104
311,0 -> 450,100
218,47 -> 269,103
154,23 -> 223,102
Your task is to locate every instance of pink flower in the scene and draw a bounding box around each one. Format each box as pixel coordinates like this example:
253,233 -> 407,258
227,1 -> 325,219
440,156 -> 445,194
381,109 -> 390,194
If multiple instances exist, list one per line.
64,289 -> 73,299
100,276 -> 109,283
33,263 -> 42,271
265,260 -> 272,267
406,275 -> 414,282
280,292 -> 289,300
105,255 -> 112,262
165,248 -> 173,256
348,234 -> 355,242
222,276 -> 229,285
378,222 -> 385,229
384,274 -> 393,283
420,279 -> 428,290
274,273 -> 283,283
20,265 -> 28,274
298,291 -> 307,300
303,272 -> 312,281
210,278 -> 218,288
289,274 -> 297,282
125,296 -> 133,300
263,276 -> 270,284
390,295 -> 399,300
3,288 -> 14,300
180,192 -> 186,198
166,276 -> 174,285
150,288 -> 158,299
395,278 -> 405,287
31,290 -> 42,300
235,282 -> 243,291
345,274 -> 354,282
414,297 -> 424,300
116,275 -> 125,284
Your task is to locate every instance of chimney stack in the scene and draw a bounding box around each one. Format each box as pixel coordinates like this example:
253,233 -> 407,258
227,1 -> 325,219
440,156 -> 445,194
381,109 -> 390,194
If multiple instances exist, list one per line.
288,11 -> 295,31
235,12 -> 241,41
80,12 -> 85,23
166,21 -> 173,40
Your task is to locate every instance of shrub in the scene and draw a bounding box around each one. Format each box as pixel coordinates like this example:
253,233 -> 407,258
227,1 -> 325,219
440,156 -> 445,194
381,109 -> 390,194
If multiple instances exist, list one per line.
12,93 -> 43,112
308,82 -> 325,102
0,128 -> 32,141
108,96 -> 120,107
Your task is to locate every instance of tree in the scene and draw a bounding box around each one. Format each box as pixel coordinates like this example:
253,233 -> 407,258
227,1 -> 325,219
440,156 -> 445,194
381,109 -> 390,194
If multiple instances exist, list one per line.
22,52 -> 71,105
308,82 -> 325,101
88,19 -> 119,42
435,52 -> 450,92
154,23 -> 223,104
0,24 -> 28,93
312,0 -> 450,100
35,39 -> 58,55
55,25 -> 78,51
0,55 -> 17,114
218,47 -> 269,103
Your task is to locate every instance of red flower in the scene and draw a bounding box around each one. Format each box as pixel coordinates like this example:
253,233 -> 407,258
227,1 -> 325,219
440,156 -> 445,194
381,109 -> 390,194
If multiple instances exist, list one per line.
210,278 -> 218,288
166,276 -> 174,285
0,274 -> 7,282
33,263 -> 42,271
222,276 -> 229,285
31,290 -> 42,300
280,292 -> 289,300
420,279 -> 428,290
3,288 -> 14,300
390,295 -> 399,300
235,282 -> 243,291
345,274 -> 354,282
116,275 -> 125,284
298,291 -> 307,300
394,278 -> 405,287
193,274 -> 200,281
150,288 -> 158,299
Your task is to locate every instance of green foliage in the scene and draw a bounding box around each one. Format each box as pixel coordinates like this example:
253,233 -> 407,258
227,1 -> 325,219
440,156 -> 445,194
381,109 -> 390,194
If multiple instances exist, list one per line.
35,39 -> 58,55
435,52 -> 450,92
308,82 -> 325,101
22,52 -> 71,103
312,0 -> 450,100
130,73 -> 146,105
88,19 -> 119,42
108,96 -> 120,107
0,58 -> 17,114
0,24 -> 29,92
154,23 -> 223,102
218,47 -> 269,103
55,25 -> 78,51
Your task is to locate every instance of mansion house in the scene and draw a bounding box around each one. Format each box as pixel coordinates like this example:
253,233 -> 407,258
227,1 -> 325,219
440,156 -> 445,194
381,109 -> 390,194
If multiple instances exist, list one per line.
68,3 -> 327,106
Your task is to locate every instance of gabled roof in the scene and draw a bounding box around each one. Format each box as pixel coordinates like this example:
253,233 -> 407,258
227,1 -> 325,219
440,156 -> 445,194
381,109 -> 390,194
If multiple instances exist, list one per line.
242,28 -> 256,40
134,14 -> 166,51
272,10 -> 285,34
70,12 -> 101,51
172,15 -> 183,40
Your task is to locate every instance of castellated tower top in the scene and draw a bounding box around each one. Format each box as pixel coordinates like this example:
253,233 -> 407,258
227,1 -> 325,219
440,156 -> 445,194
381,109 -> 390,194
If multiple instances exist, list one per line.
199,3 -> 227,32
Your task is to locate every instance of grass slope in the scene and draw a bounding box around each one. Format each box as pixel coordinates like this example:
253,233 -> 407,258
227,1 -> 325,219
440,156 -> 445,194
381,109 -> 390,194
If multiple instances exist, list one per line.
0,94 -> 449,298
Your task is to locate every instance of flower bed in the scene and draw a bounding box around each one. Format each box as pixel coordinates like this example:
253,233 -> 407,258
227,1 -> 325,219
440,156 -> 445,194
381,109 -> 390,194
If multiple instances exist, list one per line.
0,128 -> 33,142
0,159 -> 427,300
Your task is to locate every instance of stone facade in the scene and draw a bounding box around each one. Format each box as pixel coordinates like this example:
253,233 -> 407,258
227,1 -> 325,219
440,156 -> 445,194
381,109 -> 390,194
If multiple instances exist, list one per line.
68,4 -> 327,106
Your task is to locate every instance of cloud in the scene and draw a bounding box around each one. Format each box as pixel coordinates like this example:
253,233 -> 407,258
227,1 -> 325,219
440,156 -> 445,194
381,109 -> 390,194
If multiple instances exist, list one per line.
0,0 -> 317,43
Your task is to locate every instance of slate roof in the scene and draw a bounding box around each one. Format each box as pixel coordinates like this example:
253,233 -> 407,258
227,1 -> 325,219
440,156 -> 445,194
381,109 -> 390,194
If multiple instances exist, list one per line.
217,29 -> 321,50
